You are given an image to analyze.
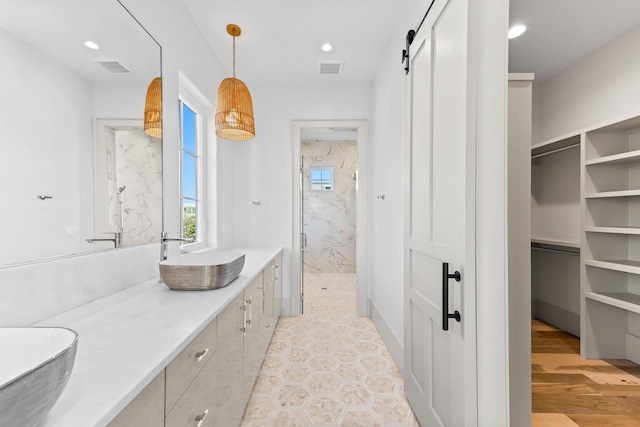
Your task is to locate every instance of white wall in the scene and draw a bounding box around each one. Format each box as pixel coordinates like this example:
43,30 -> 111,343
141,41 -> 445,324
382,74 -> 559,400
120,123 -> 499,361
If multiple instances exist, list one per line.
369,36 -> 407,347
368,0 -> 431,350
0,0 -> 227,325
0,28 -> 92,265
535,24 -> 640,142
224,82 -> 371,306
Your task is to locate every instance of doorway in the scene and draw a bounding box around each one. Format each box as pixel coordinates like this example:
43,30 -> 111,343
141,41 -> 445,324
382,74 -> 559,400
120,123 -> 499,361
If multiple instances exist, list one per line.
291,120 -> 368,317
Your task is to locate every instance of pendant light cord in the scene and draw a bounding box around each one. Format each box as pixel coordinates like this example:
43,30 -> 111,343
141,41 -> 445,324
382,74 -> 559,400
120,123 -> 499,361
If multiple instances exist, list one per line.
232,35 -> 236,78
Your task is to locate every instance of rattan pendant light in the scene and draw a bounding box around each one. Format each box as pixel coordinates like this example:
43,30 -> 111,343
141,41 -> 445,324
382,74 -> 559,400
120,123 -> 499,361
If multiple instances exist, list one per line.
215,24 -> 255,141
144,77 -> 162,138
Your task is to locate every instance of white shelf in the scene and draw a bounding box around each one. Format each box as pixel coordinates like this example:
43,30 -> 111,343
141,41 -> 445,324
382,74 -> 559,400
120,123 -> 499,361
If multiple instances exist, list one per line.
531,236 -> 580,248
532,134 -> 580,157
585,259 -> 640,275
585,226 -> 640,235
585,190 -> 640,199
585,292 -> 640,315
585,149 -> 640,166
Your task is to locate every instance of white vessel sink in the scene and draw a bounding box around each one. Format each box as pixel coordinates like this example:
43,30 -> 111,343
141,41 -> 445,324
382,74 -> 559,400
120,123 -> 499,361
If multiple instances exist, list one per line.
0,327 -> 78,427
160,250 -> 245,290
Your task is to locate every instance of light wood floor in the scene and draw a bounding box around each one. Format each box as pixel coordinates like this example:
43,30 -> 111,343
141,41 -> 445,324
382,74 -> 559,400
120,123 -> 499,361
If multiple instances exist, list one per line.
532,320 -> 640,426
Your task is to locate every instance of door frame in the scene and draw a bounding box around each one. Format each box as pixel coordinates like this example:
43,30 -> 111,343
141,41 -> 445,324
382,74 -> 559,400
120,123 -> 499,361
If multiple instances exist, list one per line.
290,119 -> 369,316
468,0 -> 511,423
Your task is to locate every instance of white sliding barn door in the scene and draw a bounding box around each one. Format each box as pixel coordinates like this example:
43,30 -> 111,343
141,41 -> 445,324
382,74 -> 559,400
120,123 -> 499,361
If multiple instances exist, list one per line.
403,0 -> 477,425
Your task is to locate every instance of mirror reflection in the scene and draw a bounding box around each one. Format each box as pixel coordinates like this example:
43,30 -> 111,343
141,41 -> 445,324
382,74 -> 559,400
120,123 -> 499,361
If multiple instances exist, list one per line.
0,0 -> 162,266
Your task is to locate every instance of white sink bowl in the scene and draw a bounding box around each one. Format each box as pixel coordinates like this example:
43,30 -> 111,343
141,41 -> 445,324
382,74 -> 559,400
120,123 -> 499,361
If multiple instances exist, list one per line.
160,250 -> 245,291
0,327 -> 78,427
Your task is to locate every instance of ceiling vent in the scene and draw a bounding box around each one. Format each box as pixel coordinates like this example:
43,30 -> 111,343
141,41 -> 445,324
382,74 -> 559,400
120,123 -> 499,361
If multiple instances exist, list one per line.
319,60 -> 344,75
94,59 -> 132,74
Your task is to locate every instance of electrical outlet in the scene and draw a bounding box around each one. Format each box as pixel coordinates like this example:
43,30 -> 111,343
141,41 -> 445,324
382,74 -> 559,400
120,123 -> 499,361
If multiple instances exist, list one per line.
67,226 -> 78,237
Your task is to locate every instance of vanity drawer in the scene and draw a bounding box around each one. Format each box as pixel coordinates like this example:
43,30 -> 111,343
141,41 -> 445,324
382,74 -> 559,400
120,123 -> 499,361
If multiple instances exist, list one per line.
108,371 -> 165,427
165,318 -> 217,415
165,352 -> 219,427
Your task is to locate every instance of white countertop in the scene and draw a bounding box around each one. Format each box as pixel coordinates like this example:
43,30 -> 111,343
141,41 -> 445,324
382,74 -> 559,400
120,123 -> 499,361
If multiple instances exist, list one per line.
35,247 -> 282,427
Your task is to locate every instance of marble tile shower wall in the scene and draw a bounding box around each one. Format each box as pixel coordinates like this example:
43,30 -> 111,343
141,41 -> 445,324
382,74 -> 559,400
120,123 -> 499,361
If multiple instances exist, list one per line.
302,140 -> 356,274
108,129 -> 162,246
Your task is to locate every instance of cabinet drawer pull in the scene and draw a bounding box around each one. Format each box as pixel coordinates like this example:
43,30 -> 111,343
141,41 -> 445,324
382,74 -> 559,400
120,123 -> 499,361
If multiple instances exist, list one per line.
265,324 -> 273,329
246,298 -> 252,326
265,282 -> 272,287
195,409 -> 209,427
195,348 -> 209,362
242,303 -> 247,335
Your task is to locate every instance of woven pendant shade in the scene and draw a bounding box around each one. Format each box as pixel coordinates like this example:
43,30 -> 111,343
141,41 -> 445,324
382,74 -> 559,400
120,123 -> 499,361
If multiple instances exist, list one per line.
144,77 -> 162,138
215,77 -> 255,141
215,24 -> 255,141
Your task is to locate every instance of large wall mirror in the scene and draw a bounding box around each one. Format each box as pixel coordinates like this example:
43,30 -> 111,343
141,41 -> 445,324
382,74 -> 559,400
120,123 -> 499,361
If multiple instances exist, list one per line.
0,0 -> 162,267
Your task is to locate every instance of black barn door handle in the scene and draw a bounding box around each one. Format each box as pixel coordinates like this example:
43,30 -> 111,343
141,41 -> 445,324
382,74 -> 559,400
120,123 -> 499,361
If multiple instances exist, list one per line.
442,262 -> 461,331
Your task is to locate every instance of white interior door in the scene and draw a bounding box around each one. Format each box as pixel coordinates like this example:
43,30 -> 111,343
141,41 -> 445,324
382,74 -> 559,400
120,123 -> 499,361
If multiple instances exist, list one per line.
404,0 -> 476,425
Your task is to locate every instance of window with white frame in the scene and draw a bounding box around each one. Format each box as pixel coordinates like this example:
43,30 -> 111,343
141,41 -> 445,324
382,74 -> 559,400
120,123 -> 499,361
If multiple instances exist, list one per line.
178,72 -> 215,249
179,99 -> 202,244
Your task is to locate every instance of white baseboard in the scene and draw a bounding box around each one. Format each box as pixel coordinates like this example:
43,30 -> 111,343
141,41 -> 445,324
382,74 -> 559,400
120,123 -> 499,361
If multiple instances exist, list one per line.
369,299 -> 404,374
533,299 -> 580,337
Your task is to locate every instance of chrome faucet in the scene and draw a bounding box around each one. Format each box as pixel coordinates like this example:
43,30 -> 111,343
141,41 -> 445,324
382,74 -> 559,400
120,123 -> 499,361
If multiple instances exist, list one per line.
86,232 -> 122,248
160,232 -> 194,261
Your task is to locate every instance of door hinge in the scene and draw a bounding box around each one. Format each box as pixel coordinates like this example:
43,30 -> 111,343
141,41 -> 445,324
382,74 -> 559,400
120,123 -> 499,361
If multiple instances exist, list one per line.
402,29 -> 416,74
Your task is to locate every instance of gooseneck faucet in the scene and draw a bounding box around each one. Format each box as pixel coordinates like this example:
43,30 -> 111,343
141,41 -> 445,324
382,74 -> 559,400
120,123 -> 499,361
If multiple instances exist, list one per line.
160,232 -> 194,261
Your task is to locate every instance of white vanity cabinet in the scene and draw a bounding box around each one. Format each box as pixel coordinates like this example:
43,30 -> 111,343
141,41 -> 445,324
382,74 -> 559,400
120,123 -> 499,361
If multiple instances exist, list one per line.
166,293 -> 244,427
107,371 -> 165,427
165,318 -> 218,415
243,275 -> 265,399
265,252 -> 283,322
107,250 -> 283,427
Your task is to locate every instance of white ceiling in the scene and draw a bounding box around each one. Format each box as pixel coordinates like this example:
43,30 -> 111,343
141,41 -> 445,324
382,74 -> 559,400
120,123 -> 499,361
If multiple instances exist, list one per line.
0,0 -> 160,83
509,0 -> 640,82
181,0 -> 410,84
183,0 -> 640,85
5,0 -> 638,89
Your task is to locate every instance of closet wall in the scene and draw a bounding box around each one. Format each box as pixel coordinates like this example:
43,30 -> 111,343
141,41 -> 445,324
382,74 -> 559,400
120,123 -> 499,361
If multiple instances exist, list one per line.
535,25 -> 640,142
531,140 -> 581,336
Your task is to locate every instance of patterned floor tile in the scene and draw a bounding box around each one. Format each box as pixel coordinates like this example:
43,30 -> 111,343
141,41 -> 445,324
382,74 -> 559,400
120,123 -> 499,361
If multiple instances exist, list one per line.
241,273 -> 418,426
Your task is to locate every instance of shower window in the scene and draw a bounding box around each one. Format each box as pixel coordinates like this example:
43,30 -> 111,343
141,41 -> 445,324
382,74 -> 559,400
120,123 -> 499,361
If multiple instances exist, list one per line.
179,100 -> 201,242
310,166 -> 334,191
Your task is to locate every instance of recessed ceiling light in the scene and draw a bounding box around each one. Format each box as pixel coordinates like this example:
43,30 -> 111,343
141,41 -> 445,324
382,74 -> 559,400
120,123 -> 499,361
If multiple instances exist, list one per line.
84,40 -> 100,50
321,43 -> 332,52
508,25 -> 527,39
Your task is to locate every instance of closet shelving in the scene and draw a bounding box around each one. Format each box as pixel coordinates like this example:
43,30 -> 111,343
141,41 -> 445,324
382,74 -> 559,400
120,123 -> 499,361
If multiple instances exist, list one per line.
531,132 -> 582,252
532,133 -> 581,158
531,236 -> 580,249
530,132 -> 581,336
583,114 -> 640,362
585,226 -> 640,235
